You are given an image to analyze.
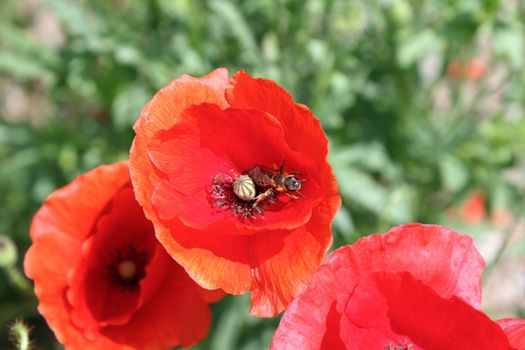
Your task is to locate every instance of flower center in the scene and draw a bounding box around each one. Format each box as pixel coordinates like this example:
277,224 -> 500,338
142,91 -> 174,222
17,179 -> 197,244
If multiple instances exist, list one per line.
117,260 -> 137,280
109,245 -> 148,289
208,161 -> 305,221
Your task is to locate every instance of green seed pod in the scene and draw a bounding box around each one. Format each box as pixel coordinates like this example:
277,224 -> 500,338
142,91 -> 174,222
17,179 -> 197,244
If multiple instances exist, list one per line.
0,235 -> 17,268
233,175 -> 256,201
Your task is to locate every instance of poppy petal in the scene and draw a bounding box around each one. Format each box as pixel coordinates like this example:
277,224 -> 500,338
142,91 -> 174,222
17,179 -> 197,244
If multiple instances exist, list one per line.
342,224 -> 485,307
270,262 -> 346,349
29,161 -> 130,241
248,228 -> 324,317
198,288 -> 226,303
24,233 -> 103,349
66,236 -> 140,339
497,318 -> 525,350
133,68 -> 230,139
130,69 -> 230,223
249,195 -> 339,317
102,258 -> 211,349
343,271 -> 511,349
227,70 -> 328,163
66,187 -> 159,338
153,221 -> 252,294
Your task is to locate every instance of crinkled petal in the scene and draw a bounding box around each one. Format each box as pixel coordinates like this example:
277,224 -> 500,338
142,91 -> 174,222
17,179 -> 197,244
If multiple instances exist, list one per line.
249,194 -> 339,317
153,220 -> 252,294
270,263 -> 347,349
23,234 -> 119,350
227,70 -> 328,163
343,271 -> 511,349
133,68 -> 230,139
66,187 -> 159,338
130,68 -> 230,228
29,161 -> 130,241
497,318 -> 525,350
102,257 -> 211,349
340,224 -> 485,307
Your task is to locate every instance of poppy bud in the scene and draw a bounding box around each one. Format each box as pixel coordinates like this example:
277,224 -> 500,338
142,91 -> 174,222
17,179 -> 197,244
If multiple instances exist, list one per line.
8,319 -> 31,350
0,235 -> 17,268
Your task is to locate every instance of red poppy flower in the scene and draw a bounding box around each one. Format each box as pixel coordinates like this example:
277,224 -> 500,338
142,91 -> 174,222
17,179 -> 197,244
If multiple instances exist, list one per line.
129,68 -> 340,317
446,58 -> 487,81
271,224 -> 521,349
24,162 -> 221,350
461,191 -> 486,224
466,58 -> 487,81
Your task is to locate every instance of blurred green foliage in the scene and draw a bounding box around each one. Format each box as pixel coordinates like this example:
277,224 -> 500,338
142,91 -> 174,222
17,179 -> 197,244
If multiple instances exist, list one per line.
1,0 -> 525,348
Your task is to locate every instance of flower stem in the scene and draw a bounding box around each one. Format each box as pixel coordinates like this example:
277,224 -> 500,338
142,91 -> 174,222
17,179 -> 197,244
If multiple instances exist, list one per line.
5,266 -> 33,296
483,216 -> 524,284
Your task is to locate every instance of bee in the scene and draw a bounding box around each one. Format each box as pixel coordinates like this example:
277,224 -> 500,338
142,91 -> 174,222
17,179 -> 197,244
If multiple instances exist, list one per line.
232,175 -> 257,201
248,159 -> 304,209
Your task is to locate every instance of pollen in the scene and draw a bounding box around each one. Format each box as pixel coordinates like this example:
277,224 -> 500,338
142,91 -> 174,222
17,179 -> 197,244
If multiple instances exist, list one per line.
117,260 -> 137,280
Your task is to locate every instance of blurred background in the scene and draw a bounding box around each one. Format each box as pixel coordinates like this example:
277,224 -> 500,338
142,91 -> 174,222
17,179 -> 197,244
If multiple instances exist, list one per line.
1,0 -> 524,348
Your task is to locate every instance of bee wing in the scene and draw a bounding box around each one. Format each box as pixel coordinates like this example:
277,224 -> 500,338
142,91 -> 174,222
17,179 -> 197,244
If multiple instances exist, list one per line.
248,166 -> 274,187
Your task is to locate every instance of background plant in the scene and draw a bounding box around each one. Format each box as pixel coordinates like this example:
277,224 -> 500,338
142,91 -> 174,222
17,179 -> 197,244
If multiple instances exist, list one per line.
1,0 -> 524,348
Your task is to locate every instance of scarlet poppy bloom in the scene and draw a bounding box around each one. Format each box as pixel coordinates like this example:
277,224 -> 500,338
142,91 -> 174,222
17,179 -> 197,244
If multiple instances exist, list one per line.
446,58 -> 487,81
466,58 -> 487,81
271,224 -> 524,349
129,68 -> 340,317
461,191 -> 486,224
24,162 -> 221,350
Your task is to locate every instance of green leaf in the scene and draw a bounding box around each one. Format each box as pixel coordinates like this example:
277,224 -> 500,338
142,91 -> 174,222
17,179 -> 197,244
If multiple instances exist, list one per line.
439,155 -> 469,192
112,84 -> 151,131
335,167 -> 388,214
494,28 -> 524,69
398,30 -> 444,67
